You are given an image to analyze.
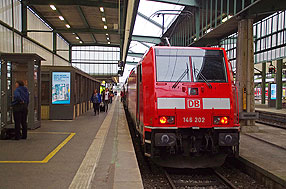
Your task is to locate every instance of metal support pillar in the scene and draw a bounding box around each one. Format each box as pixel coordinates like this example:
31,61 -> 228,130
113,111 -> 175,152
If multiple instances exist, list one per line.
261,62 -> 266,104
21,0 -> 27,36
69,45 -> 72,64
195,8 -> 200,41
0,60 -> 7,137
236,19 -> 257,131
53,32 -> 57,54
28,61 -> 35,129
276,59 -> 283,109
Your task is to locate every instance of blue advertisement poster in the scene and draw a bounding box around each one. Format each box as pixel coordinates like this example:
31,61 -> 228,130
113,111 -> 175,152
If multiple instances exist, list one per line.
52,72 -> 71,104
270,83 -> 276,100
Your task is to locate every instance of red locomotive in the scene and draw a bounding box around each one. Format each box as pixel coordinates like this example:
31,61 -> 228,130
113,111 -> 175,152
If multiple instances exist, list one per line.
125,46 -> 239,168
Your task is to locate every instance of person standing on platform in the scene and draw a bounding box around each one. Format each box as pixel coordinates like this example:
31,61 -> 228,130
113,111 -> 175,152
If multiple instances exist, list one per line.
110,91 -> 114,104
11,80 -> 29,140
91,89 -> 101,116
120,91 -> 124,102
103,88 -> 110,112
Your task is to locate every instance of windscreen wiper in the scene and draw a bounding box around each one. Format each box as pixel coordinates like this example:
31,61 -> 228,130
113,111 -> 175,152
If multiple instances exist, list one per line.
172,63 -> 189,88
194,68 -> 212,88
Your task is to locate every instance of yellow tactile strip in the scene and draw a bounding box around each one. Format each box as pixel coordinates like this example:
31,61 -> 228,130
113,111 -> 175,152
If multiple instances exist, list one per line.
69,99 -> 117,189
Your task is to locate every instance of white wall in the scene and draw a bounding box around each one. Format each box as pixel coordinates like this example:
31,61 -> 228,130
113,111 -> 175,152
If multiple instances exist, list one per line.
0,0 -> 70,66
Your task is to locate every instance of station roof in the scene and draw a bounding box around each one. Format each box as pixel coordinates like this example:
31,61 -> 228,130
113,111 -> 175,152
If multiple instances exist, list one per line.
25,0 -> 126,47
163,0 -> 286,47
125,0 -> 184,64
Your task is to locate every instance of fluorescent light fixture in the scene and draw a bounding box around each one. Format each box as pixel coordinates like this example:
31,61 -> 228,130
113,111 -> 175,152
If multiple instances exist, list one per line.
50,5 -> 56,10
222,17 -> 228,23
222,15 -> 232,23
108,41 -> 111,44
59,16 -> 64,21
79,41 -> 83,44
102,17 -> 106,22
76,36 -> 79,40
100,7 -> 104,12
206,28 -> 212,33
104,25 -> 107,29
65,24 -> 70,28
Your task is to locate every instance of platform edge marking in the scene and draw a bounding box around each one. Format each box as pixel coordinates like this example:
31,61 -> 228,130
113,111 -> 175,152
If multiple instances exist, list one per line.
69,101 -> 117,189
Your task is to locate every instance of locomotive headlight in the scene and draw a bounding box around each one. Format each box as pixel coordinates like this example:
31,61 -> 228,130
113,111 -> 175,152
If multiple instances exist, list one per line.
159,116 -> 167,124
213,116 -> 229,125
159,116 -> 175,124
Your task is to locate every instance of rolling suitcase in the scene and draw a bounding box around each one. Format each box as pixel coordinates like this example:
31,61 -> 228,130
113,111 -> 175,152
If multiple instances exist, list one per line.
100,103 -> 105,112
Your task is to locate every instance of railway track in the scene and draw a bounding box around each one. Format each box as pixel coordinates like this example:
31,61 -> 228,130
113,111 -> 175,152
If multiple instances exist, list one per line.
256,110 -> 286,129
164,168 -> 238,189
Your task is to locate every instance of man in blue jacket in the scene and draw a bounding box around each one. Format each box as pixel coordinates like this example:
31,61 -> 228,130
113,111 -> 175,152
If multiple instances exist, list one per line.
12,80 -> 29,140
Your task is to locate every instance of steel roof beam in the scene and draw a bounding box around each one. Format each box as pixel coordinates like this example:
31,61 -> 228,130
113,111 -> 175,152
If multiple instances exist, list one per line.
126,61 -> 138,65
147,0 -> 200,7
132,35 -> 161,44
71,43 -> 120,47
127,52 -> 144,58
138,41 -> 151,48
26,0 -> 118,8
137,12 -> 163,29
77,6 -> 97,43
26,5 -> 70,44
27,29 -> 118,34
41,28 -> 119,34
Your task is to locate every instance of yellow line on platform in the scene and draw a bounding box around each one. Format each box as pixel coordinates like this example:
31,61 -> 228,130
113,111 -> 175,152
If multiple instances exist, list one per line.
29,131 -> 71,135
0,132 -> 76,164
42,133 -> 75,163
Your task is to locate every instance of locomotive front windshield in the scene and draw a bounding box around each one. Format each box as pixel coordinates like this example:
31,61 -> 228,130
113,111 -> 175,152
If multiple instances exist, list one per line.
155,48 -> 227,82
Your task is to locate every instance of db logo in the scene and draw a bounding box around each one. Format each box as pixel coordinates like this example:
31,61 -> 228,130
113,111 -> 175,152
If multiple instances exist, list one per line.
187,99 -> 201,109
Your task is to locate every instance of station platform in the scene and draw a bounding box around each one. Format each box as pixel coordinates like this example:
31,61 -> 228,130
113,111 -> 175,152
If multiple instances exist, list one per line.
240,123 -> 286,188
255,104 -> 286,115
0,98 -> 143,189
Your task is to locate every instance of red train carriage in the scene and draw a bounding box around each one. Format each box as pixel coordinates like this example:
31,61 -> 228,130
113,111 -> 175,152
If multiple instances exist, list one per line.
125,46 -> 239,168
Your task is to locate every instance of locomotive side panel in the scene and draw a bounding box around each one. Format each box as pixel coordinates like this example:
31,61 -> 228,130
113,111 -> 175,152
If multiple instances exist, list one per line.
142,49 -> 156,127
127,69 -> 137,122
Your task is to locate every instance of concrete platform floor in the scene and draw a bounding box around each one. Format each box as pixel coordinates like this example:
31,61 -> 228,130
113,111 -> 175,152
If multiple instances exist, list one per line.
240,123 -> 286,185
255,104 -> 286,115
0,98 -> 143,189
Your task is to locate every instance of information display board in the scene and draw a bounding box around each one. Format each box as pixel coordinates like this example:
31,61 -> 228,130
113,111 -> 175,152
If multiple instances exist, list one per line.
52,72 -> 71,104
270,83 -> 276,100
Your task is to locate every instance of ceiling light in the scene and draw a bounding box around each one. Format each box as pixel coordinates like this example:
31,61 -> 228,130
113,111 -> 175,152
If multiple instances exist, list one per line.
104,25 -> 107,29
65,24 -> 70,28
107,37 -> 110,40
76,36 -> 79,40
102,17 -> 106,22
79,41 -> 83,44
108,41 -> 111,44
100,7 -> 104,12
106,33 -> 108,36
50,5 -> 56,10
72,33 -> 75,35
59,16 -> 64,21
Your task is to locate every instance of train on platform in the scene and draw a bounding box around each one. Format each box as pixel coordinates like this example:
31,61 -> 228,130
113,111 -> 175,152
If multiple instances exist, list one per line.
124,46 -> 240,168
